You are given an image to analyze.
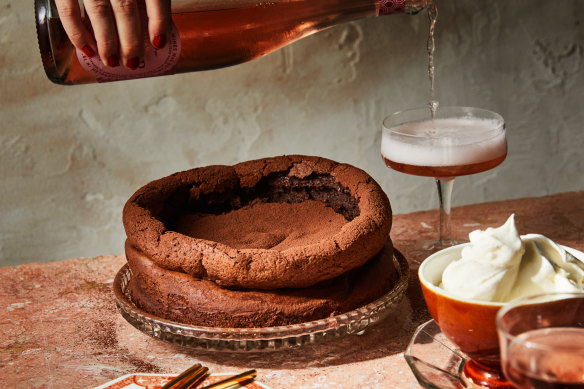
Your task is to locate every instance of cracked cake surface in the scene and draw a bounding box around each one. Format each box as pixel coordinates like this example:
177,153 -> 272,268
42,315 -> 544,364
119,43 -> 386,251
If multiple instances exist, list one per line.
123,155 -> 392,289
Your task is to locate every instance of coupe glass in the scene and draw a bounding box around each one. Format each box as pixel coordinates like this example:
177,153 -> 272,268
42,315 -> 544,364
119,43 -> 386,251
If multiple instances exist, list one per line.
381,106 -> 506,252
496,292 -> 584,389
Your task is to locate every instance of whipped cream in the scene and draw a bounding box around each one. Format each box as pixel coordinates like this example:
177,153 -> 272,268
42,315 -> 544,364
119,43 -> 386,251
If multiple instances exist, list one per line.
440,215 -> 584,302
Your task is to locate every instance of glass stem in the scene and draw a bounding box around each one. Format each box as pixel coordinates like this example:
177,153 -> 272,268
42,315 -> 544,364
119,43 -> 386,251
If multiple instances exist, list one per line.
435,178 -> 454,245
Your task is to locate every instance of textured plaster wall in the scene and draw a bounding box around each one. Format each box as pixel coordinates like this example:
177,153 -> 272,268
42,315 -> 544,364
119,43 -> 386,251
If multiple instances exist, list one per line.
1,0 -> 583,266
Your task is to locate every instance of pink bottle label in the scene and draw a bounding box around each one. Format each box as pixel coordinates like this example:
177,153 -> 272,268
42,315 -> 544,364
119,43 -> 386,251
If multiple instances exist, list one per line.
76,23 -> 181,83
377,0 -> 407,15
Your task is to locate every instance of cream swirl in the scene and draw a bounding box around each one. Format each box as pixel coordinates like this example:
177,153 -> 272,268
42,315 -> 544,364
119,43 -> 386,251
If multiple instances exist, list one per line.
440,215 -> 584,302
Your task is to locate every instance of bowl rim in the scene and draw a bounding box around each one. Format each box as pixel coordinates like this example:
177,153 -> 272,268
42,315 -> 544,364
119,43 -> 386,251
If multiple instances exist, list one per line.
419,243 -> 584,308
418,243 -> 507,308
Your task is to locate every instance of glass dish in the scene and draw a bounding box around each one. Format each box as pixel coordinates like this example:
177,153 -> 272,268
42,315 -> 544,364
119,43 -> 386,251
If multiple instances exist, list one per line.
405,319 -> 469,388
113,252 -> 409,352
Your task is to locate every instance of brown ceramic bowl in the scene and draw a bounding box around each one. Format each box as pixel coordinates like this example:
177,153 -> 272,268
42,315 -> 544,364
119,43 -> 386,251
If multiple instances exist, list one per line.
418,244 -> 505,371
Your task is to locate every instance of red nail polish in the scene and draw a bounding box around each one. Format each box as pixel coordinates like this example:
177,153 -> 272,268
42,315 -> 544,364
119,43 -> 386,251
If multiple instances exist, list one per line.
152,34 -> 166,49
107,54 -> 119,67
126,57 -> 140,70
81,45 -> 95,57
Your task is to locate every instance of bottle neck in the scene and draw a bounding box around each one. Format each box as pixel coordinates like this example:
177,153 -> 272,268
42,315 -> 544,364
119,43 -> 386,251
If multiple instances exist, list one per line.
377,0 -> 429,16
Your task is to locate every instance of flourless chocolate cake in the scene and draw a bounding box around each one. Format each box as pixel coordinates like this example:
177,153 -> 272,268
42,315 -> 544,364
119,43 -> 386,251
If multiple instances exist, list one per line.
123,155 -> 392,289
122,155 -> 396,328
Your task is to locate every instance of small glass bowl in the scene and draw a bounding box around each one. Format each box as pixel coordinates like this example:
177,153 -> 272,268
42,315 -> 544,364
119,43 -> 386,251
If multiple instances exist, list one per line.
405,319 -> 468,389
113,252 -> 409,352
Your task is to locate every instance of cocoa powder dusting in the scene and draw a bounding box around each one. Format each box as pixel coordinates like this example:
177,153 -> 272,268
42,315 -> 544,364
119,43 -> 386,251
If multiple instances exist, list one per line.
87,319 -> 119,349
174,200 -> 347,250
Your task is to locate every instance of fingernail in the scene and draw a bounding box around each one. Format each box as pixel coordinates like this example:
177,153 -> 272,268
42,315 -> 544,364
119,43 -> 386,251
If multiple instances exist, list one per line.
126,57 -> 140,70
81,45 -> 95,57
152,34 -> 166,49
106,54 -> 120,67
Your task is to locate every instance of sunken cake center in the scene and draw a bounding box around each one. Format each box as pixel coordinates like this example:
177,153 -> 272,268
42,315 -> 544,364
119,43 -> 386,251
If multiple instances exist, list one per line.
174,200 -> 347,250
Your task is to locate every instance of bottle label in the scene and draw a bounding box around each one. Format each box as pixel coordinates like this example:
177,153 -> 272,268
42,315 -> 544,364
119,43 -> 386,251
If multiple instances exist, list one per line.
377,0 -> 407,15
76,23 -> 181,83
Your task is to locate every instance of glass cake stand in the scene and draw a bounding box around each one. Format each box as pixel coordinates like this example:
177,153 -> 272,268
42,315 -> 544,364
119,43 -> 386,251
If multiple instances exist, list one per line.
112,252 -> 410,352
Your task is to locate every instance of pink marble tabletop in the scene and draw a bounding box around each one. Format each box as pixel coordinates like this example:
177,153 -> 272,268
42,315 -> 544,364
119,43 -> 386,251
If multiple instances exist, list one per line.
1,192 -> 583,389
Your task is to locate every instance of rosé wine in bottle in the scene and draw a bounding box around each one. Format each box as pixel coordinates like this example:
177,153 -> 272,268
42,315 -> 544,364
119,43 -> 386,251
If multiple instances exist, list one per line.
35,0 -> 430,85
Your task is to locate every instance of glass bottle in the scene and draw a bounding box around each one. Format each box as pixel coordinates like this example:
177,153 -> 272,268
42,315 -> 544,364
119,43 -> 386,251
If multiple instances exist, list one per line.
35,0 -> 429,85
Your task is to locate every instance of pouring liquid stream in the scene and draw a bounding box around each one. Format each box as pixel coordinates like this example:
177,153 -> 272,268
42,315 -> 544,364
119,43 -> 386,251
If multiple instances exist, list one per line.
427,0 -> 438,122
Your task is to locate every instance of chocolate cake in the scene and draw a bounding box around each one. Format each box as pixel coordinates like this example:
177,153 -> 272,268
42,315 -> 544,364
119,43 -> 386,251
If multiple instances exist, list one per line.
126,240 -> 398,328
123,155 -> 392,290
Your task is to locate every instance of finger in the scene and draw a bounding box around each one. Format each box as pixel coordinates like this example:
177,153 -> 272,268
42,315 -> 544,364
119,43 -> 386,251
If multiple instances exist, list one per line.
84,0 -> 121,67
54,0 -> 97,57
110,0 -> 144,69
144,0 -> 171,48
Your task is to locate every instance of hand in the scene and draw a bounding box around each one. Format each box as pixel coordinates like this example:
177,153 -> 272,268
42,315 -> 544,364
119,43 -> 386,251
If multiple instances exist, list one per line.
54,0 -> 171,69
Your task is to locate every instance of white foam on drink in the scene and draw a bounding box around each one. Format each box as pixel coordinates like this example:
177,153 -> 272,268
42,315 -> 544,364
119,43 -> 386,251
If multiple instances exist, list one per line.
381,117 -> 506,167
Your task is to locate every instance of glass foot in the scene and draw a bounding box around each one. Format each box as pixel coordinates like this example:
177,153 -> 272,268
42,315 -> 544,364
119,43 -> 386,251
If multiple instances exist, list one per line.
463,360 -> 514,389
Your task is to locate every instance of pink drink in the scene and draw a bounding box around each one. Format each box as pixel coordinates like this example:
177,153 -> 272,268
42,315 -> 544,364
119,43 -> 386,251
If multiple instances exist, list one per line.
503,327 -> 584,389
381,117 -> 507,179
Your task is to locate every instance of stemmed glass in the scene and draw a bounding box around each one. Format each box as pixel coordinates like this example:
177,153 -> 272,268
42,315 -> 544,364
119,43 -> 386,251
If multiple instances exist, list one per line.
381,106 -> 506,251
